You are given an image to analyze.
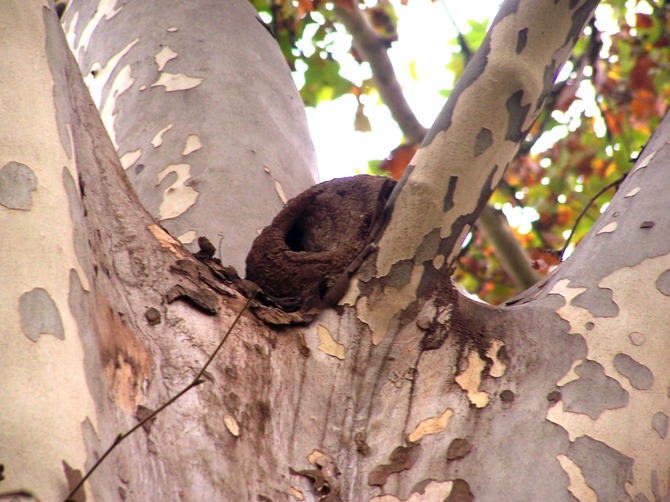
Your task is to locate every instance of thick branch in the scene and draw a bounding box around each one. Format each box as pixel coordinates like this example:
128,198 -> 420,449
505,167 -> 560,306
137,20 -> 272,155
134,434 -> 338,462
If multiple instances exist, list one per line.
336,2 -> 538,292
342,0 -> 599,338
374,0 -> 599,282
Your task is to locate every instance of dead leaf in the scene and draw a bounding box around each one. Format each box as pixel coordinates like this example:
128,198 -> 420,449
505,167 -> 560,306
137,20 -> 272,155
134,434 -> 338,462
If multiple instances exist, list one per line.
379,143 -> 418,180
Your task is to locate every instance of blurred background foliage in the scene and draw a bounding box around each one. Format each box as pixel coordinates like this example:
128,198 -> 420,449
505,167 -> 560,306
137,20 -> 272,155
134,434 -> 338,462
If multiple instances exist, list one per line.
249,0 -> 670,304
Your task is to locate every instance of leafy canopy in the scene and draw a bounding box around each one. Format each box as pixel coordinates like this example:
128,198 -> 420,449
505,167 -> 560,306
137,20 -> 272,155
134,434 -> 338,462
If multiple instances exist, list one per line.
251,0 -> 670,304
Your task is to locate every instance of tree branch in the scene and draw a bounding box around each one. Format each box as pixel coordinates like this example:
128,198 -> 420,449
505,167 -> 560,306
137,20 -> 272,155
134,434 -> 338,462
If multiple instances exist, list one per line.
375,0 -> 600,280
64,293 -> 255,502
336,1 -> 539,291
333,4 -> 427,144
478,205 -> 539,288
342,0 -> 600,337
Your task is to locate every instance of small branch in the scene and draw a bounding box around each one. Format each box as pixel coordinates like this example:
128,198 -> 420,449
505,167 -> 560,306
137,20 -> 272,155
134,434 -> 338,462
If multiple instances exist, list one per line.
560,175 -> 626,259
0,490 -> 34,500
63,292 -> 255,502
439,1 -> 473,61
333,4 -> 427,144
478,205 -> 540,289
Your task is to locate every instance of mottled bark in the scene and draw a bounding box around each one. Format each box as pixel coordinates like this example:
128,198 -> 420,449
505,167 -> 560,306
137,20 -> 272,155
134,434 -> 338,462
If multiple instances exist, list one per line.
62,0 -> 318,273
4,1 -> 670,502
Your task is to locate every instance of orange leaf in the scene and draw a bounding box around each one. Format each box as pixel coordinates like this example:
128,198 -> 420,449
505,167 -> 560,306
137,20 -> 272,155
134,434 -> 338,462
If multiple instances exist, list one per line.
530,248 -> 561,274
296,0 -> 315,17
379,143 -> 419,180
635,13 -> 653,29
631,88 -> 656,120
556,205 -> 573,226
603,109 -> 623,136
630,54 -> 656,93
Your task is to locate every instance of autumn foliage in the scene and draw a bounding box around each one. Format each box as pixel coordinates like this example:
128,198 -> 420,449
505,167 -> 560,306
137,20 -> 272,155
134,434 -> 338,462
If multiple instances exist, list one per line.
251,0 -> 670,303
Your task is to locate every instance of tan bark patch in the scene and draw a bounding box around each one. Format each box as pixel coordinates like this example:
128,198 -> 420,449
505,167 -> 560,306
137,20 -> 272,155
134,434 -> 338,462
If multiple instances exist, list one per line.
486,339 -> 507,377
316,324 -> 345,360
156,163 -> 199,220
223,414 -> 240,437
151,72 -> 204,92
148,223 -> 186,258
597,221 -> 617,234
289,486 -> 305,500
407,408 -> 454,443
98,300 -> 152,411
369,480 -> 455,501
455,350 -> 489,407
556,454 -> 597,502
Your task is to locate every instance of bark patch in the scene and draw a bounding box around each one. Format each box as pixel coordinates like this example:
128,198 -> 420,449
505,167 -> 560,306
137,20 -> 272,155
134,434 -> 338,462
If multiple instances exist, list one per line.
368,444 -> 421,487
612,353 -> 653,390
560,360 -> 628,418
19,287 -> 64,341
445,479 -> 474,502
446,438 -> 472,461
246,175 -> 395,309
0,161 -> 37,210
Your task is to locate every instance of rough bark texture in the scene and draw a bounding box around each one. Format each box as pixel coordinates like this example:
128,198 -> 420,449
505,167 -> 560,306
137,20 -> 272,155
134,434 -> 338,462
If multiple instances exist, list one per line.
4,1 -> 670,501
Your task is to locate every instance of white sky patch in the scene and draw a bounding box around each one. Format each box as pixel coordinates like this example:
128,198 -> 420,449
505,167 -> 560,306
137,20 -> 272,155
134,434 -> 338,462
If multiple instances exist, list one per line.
306,95 -> 401,180
304,0 -> 503,180
502,203 -> 540,235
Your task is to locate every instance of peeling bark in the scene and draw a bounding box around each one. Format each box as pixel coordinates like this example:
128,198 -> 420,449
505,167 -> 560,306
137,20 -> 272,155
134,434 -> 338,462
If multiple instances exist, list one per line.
62,0 -> 318,273
5,1 -> 670,501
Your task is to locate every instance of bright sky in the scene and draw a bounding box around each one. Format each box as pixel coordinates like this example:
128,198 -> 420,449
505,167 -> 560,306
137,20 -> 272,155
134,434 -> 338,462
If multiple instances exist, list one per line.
295,0 -> 504,181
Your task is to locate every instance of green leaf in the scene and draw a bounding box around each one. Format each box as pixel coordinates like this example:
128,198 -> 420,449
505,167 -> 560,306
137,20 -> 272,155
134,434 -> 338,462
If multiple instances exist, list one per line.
301,55 -> 352,107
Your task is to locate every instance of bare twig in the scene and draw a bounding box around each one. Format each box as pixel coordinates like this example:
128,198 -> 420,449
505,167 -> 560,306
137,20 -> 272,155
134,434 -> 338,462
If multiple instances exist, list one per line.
560,174 -> 626,259
0,490 -> 35,500
63,292 -> 255,502
439,1 -> 473,60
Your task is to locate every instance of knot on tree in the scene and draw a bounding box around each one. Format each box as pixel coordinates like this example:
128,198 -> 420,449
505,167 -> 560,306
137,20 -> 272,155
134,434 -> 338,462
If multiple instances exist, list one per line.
245,174 -> 395,311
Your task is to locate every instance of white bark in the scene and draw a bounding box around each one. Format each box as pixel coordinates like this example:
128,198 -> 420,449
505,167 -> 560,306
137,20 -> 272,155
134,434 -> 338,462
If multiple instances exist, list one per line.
3,1 -> 669,501
61,0 -> 318,273
0,3 -> 97,499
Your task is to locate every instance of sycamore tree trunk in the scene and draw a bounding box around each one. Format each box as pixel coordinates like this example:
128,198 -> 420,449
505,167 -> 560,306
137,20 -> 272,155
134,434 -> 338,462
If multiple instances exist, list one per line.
2,1 -> 668,502
61,0 -> 318,273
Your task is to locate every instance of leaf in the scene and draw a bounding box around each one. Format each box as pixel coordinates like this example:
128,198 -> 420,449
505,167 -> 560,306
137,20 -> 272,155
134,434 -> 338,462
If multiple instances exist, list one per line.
378,143 -> 419,180
367,2 -> 399,43
354,100 -> 372,132
296,0 -> 315,17
301,55 -> 352,107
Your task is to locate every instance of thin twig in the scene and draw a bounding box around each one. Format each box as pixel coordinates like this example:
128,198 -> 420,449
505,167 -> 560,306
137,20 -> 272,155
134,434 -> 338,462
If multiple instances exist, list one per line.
560,174 -> 627,259
439,0 -> 472,61
64,292 -> 255,502
0,490 -> 34,500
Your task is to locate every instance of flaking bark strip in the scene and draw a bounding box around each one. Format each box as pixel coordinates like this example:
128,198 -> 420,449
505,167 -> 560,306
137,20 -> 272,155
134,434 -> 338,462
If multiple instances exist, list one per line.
368,444 -> 421,487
